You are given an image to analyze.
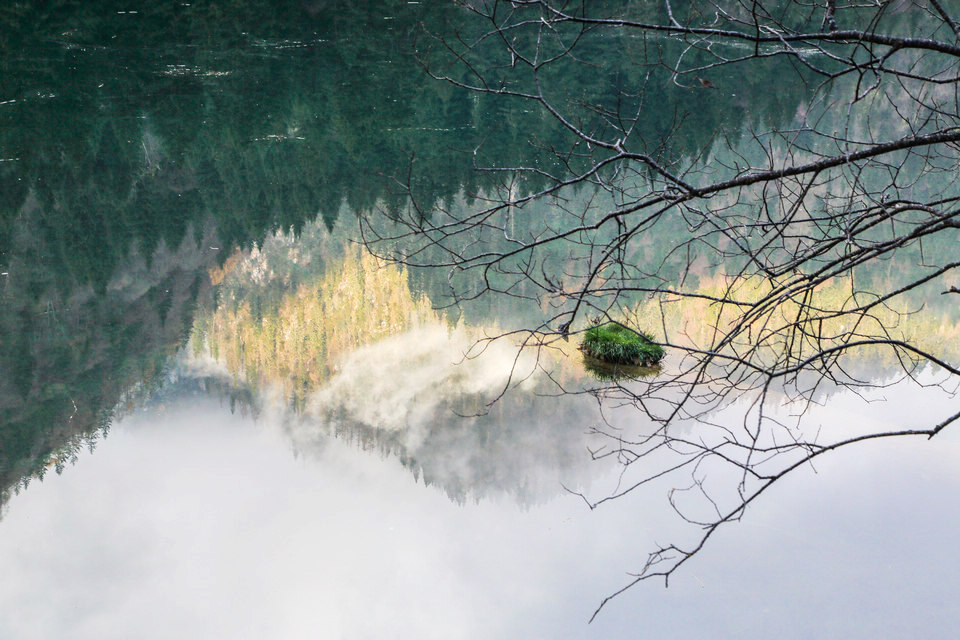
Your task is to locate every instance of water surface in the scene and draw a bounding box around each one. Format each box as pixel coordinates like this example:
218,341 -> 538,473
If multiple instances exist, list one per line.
2,3 -> 959,637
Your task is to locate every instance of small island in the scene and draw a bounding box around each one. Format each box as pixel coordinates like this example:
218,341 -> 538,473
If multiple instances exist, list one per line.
580,322 -> 665,367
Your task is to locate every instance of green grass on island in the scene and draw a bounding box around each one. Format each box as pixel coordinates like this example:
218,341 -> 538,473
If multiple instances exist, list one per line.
580,322 -> 665,367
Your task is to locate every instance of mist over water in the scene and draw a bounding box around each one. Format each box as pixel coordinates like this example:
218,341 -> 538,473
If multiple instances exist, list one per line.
2,2 -> 960,637
1,378 -> 957,639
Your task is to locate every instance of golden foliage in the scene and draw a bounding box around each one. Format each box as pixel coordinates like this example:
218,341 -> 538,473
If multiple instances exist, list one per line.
628,270 -> 960,369
194,249 -> 442,400
207,250 -> 243,286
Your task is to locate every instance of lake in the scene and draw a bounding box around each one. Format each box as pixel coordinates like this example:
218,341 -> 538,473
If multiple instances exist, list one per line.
2,2 -> 959,638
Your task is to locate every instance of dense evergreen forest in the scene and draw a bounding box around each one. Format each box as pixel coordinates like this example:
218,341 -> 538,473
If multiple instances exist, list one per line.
0,0 -> 819,506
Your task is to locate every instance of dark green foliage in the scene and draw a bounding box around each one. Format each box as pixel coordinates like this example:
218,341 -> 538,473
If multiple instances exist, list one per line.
0,258 -> 213,507
580,323 -> 664,366
0,0 -> 819,299
0,0 -> 814,505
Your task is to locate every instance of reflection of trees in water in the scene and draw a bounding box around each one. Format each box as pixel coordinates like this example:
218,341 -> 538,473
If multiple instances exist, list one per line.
628,269 -> 960,373
189,216 -> 960,507
190,239 -> 611,505
193,242 -> 442,406
1,0 -> 879,590
311,391 -> 604,507
0,222 -> 218,514
0,0 -> 813,293
360,0 -> 960,618
284,328 -> 609,506
0,2 -> 564,293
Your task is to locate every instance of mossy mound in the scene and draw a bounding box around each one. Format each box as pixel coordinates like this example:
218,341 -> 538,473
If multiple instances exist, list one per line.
580,322 -> 664,366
